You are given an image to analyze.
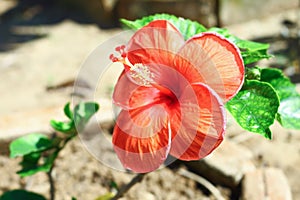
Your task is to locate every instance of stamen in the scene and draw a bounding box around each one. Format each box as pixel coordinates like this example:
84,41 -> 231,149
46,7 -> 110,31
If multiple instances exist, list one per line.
110,45 -> 155,86
129,63 -> 154,86
110,45 -> 127,62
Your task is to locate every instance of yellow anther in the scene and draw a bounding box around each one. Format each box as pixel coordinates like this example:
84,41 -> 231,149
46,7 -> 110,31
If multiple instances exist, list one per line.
129,63 -> 154,86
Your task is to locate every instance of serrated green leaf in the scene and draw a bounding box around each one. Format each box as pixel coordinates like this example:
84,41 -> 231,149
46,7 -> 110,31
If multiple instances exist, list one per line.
74,102 -> 99,132
277,97 -> 300,129
208,27 -> 269,50
245,66 -> 261,80
50,120 -> 74,133
64,102 -> 73,119
121,13 -> 207,40
208,27 -> 272,65
121,14 -> 271,64
226,80 -> 280,139
260,68 -> 300,129
0,189 -> 46,200
10,133 -> 52,158
241,49 -> 272,65
235,39 -> 270,51
260,68 -> 298,100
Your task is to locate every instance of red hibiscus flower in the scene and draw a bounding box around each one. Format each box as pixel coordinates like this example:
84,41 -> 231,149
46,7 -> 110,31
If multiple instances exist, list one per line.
110,20 -> 244,173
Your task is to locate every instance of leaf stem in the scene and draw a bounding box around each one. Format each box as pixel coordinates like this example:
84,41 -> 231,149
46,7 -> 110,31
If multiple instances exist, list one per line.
111,173 -> 146,200
47,133 -> 75,200
47,166 -> 55,200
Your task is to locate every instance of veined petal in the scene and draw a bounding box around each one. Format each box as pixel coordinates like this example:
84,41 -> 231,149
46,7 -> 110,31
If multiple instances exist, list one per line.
126,20 -> 185,69
169,83 -> 225,160
124,20 -> 187,90
174,33 -> 244,102
112,104 -> 171,173
113,70 -> 163,110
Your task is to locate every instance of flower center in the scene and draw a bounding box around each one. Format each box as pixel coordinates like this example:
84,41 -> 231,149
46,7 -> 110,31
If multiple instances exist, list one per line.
110,45 -> 154,86
129,63 -> 154,86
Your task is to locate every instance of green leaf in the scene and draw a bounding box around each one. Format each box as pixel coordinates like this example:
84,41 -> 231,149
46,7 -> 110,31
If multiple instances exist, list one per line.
11,135 -> 59,177
10,133 -> 52,158
64,102 -> 73,119
110,181 -> 119,190
260,68 -> 300,129
17,152 -> 40,176
17,152 -> 42,177
120,13 -> 207,40
74,102 -> 99,132
50,120 -> 75,133
0,190 -> 46,200
260,68 -> 298,100
17,151 -> 58,177
245,66 -> 261,80
121,14 -> 271,64
277,97 -> 300,129
207,27 -> 269,50
241,49 -> 272,65
234,39 -> 270,51
51,102 -> 75,133
226,80 -> 280,139
208,27 -> 272,65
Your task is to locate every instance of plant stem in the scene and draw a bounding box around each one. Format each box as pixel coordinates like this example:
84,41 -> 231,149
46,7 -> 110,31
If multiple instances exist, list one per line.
46,134 -> 75,200
47,166 -> 55,200
111,173 -> 146,200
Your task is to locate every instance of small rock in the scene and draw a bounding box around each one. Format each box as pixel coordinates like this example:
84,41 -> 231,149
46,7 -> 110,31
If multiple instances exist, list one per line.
242,167 -> 292,200
136,191 -> 156,200
184,140 -> 256,188
241,169 -> 265,200
265,168 -> 292,200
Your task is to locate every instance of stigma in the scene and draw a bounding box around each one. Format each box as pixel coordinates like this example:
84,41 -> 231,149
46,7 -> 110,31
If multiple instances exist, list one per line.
110,45 -> 154,86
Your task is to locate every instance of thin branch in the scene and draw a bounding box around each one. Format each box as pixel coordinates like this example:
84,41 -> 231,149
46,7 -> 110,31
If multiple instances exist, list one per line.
178,168 -> 225,200
111,173 -> 146,200
215,0 -> 222,27
47,166 -> 55,200
46,132 -> 74,200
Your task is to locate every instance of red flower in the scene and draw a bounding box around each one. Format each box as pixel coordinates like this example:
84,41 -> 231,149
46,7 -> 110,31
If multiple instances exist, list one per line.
110,20 -> 244,173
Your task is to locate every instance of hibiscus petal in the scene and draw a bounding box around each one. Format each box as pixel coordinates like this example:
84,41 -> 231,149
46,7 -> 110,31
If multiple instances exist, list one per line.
174,33 -> 244,102
112,104 -> 171,173
113,70 -> 164,110
127,20 -> 185,66
169,83 -> 225,160
124,20 -> 187,89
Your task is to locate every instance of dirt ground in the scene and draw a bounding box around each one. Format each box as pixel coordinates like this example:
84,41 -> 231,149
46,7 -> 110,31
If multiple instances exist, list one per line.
0,1 -> 299,200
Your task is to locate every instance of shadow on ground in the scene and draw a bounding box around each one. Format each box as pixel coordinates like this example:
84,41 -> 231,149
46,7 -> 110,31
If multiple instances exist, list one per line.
0,0 -> 113,52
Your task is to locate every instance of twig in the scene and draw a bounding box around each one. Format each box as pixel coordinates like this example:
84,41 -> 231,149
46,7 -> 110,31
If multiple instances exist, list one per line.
47,166 -> 55,200
111,173 -> 146,200
215,0 -> 222,27
178,168 -> 225,200
46,133 -> 74,200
